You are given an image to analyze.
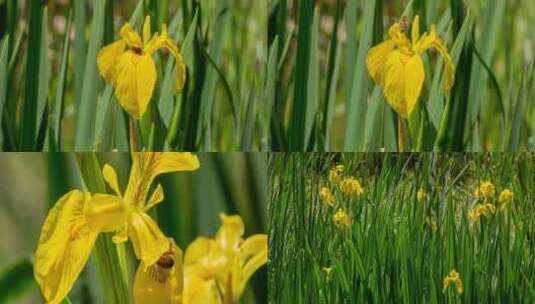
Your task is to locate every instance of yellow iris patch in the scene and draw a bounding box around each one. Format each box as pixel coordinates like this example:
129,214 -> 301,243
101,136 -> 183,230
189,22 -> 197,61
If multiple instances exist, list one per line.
366,15 -> 455,118
97,16 -> 186,119
33,153 -> 199,304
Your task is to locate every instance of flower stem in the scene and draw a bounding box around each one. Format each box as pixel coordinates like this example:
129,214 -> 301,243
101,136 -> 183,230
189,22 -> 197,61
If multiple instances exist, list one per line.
76,153 -> 130,304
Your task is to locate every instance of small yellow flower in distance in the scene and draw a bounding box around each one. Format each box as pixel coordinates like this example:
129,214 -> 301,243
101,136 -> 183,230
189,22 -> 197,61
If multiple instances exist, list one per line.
319,187 -> 335,206
183,214 -> 267,304
417,188 -> 428,203
498,188 -> 513,206
339,177 -> 364,197
443,269 -> 463,294
333,209 -> 351,228
468,203 -> 496,222
474,181 -> 495,199
366,15 -> 455,118
328,165 -> 345,183
134,239 -> 183,304
34,153 -> 199,304
98,15 -> 186,119
425,217 -> 437,232
322,267 -> 333,276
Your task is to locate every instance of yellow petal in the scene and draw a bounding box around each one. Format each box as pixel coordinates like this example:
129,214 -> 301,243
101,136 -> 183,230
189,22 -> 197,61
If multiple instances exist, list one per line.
134,240 -> 183,304
144,184 -> 165,212
124,153 -> 200,209
97,40 -> 126,84
34,190 -> 98,304
119,23 -> 142,48
388,22 -> 410,48
184,237 -> 228,279
366,40 -> 395,87
383,50 -> 424,118
143,15 -> 152,45
128,212 -> 170,266
183,269 -> 220,304
114,52 -> 157,119
216,213 -> 244,254
102,164 -> 122,196
231,234 -> 268,301
84,194 -> 127,233
411,15 -> 420,45
413,25 -> 455,92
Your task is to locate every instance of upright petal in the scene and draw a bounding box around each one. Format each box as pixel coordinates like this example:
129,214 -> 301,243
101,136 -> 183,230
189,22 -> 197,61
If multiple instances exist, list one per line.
114,52 -> 157,119
366,40 -> 395,87
383,50 -> 424,118
216,214 -> 244,254
97,39 -> 126,84
128,212 -> 170,266
102,164 -> 122,196
411,15 -> 420,45
231,234 -> 268,301
119,23 -> 143,48
124,153 -> 200,209
134,240 -> 183,304
143,15 -> 152,46
34,190 -> 98,304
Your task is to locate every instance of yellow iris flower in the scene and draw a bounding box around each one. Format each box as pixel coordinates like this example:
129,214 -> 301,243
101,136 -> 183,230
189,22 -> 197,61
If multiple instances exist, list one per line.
498,188 -> 513,206
319,186 -> 335,206
366,15 -> 455,118
417,188 -> 428,203
474,181 -> 495,200
34,153 -> 199,304
182,214 -> 268,304
339,177 -> 364,197
134,239 -> 184,304
443,269 -> 463,294
333,209 -> 351,228
328,165 -> 344,184
98,15 -> 186,119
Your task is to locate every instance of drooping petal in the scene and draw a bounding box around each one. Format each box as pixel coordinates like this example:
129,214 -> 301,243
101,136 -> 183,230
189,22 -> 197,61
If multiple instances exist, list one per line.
97,40 -> 127,84
34,190 -> 98,304
102,164 -> 122,196
413,25 -> 455,92
128,212 -> 170,266
366,40 -> 395,87
216,213 -> 244,254
84,194 -> 127,233
183,269 -> 221,304
114,52 -> 157,119
134,240 -> 183,304
383,50 -> 424,118
124,153 -> 200,209
231,234 -> 268,301
144,24 -> 187,91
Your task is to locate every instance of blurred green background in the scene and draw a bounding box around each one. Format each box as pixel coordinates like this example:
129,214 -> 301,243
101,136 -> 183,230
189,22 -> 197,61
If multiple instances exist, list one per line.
0,153 -> 267,303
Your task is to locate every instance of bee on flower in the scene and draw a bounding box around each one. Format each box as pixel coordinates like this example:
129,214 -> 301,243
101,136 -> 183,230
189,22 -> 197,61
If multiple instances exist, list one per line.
468,203 -> 496,222
498,188 -> 513,206
328,165 -> 345,183
339,177 -> 364,197
474,181 -> 495,200
366,15 -> 455,118
443,269 -> 463,294
33,153 -> 199,304
417,188 -> 428,203
333,209 -> 351,228
319,187 -> 335,206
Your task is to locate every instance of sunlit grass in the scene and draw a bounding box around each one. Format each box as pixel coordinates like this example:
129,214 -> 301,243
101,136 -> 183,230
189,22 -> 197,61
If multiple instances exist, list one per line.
269,153 -> 535,303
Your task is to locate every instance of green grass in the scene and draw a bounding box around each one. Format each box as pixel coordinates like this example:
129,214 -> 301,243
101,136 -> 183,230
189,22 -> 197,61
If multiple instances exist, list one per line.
269,153 -> 535,303
0,1 -> 267,151
267,0 -> 535,151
